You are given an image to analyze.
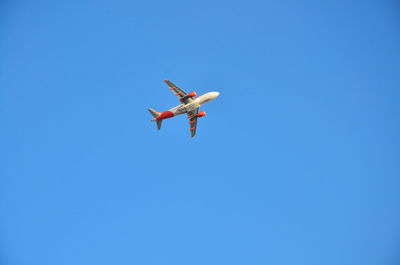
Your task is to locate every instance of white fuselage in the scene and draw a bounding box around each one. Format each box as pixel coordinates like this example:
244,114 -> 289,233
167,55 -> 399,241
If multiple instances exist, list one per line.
168,92 -> 219,116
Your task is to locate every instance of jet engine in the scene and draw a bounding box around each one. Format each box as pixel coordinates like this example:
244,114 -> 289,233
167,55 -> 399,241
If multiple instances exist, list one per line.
188,91 -> 197,98
197,111 -> 206,117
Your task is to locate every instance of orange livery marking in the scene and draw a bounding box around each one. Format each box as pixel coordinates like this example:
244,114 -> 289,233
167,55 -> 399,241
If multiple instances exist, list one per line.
156,110 -> 175,120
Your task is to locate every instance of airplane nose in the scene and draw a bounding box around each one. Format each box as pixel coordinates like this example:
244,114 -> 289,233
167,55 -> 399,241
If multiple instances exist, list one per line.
214,92 -> 220,98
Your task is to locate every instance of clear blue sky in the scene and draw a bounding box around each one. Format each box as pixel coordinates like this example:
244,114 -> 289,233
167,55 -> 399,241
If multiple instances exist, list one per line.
1,1 -> 399,265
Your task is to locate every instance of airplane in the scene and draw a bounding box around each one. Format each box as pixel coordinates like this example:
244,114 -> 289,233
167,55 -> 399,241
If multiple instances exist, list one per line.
148,80 -> 219,138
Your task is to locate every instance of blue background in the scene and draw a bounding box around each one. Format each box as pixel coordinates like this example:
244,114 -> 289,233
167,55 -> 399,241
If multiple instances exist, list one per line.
1,1 -> 399,264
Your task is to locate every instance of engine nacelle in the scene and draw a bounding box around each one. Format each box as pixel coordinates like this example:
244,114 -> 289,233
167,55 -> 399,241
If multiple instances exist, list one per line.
197,111 -> 206,117
188,91 -> 197,98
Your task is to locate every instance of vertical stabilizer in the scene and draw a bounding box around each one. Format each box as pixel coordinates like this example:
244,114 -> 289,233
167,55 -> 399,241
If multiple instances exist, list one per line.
148,108 -> 162,130
156,120 -> 162,130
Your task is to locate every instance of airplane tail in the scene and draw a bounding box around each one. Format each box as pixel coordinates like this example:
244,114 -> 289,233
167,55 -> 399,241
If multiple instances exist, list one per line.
148,108 -> 162,130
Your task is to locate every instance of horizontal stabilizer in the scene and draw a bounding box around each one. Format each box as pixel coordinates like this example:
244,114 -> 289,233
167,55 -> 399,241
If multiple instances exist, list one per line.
148,108 -> 160,119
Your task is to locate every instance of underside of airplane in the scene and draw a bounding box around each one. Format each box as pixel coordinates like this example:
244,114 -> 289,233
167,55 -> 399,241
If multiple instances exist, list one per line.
148,80 -> 219,138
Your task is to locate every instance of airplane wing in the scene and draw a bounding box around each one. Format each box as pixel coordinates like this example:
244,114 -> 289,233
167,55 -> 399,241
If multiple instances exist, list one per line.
163,80 -> 193,104
187,108 -> 199,138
